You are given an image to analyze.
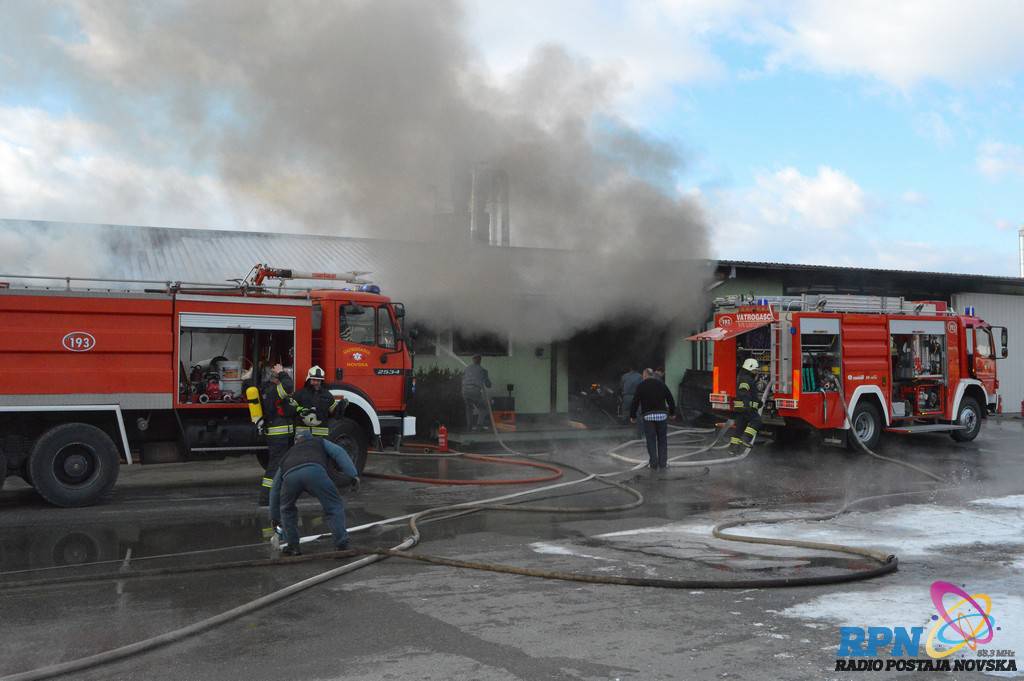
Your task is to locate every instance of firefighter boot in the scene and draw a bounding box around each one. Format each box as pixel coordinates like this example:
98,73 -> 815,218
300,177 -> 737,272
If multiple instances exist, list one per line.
741,425 -> 759,450
729,436 -> 746,455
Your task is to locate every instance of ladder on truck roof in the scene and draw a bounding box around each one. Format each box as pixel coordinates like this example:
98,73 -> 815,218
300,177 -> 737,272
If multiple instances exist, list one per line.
713,294 -> 953,315
0,266 -> 374,296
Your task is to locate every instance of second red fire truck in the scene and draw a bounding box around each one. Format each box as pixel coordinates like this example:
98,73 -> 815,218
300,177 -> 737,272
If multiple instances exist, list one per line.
688,294 -> 1008,448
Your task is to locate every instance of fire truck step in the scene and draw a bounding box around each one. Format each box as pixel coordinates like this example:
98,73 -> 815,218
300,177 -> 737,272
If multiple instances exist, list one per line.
884,424 -> 966,434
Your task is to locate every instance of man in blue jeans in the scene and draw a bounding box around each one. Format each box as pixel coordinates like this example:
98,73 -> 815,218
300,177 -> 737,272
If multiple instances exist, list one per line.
269,430 -> 360,556
629,368 -> 677,470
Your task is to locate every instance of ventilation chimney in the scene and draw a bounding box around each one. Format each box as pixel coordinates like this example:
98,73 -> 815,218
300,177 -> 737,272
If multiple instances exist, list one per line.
1019,226 -> 1024,278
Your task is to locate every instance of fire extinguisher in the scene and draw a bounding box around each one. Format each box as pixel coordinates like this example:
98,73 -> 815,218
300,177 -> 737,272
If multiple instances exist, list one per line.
438,424 -> 449,453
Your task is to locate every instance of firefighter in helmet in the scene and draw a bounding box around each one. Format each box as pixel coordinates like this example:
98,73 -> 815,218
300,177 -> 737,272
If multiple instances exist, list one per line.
730,358 -> 763,453
294,365 -> 346,439
257,363 -> 297,506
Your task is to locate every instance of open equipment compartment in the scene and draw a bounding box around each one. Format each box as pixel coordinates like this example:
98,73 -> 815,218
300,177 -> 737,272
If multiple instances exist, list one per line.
799,317 -> 841,393
177,312 -> 297,406
889,319 -> 948,419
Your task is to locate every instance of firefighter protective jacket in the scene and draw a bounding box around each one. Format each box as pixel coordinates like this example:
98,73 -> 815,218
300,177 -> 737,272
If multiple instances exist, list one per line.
294,382 -> 340,423
261,372 -> 297,435
734,369 -> 760,411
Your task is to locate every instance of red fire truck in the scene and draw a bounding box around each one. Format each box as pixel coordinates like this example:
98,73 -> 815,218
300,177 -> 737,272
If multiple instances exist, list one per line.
688,294 -> 1007,448
0,265 -> 415,506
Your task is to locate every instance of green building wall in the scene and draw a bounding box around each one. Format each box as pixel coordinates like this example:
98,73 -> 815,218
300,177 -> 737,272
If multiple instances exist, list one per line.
413,341 -> 568,415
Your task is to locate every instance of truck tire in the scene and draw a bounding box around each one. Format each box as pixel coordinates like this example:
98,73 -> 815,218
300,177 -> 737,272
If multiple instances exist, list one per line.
29,423 -> 120,507
329,417 -> 369,474
848,401 -> 882,451
950,397 -> 982,442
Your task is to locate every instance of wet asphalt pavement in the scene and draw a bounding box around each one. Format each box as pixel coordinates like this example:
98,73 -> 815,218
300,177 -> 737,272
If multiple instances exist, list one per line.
0,421 -> 1022,680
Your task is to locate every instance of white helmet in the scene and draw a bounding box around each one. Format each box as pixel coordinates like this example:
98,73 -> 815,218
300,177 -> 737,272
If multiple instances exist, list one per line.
307,365 -> 326,381
742,358 -> 759,372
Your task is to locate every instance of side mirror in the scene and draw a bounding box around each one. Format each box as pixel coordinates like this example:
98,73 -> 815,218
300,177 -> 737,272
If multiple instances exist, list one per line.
1001,327 -> 1009,358
393,302 -> 406,319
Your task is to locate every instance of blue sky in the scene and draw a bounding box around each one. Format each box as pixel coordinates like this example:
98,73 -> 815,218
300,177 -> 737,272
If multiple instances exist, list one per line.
465,1 -> 1024,274
3,1 -> 1024,276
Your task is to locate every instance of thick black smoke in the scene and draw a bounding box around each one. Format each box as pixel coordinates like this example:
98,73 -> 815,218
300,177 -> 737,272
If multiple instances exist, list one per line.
0,0 -> 710,340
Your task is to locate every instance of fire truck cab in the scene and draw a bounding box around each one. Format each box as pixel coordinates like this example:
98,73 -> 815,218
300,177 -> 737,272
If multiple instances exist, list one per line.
688,295 -> 1007,449
0,266 -> 415,507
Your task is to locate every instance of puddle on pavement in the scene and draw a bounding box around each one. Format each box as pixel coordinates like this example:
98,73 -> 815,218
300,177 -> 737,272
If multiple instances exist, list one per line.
0,508 -> 385,573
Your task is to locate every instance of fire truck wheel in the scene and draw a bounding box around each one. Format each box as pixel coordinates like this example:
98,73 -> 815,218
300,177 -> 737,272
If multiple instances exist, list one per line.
28,423 -> 121,508
848,402 -> 882,451
950,397 -> 982,442
329,417 -> 368,474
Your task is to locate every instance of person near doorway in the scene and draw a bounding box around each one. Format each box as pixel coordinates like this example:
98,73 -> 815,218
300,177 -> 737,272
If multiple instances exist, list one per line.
620,365 -> 643,424
630,368 -> 677,470
461,355 -> 492,432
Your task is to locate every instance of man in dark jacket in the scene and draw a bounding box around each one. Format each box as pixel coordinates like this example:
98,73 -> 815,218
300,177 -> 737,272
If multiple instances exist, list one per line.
461,355 -> 492,432
630,369 -> 677,470
730,358 -> 763,453
269,430 -> 360,555
258,363 -> 296,506
294,365 -> 345,438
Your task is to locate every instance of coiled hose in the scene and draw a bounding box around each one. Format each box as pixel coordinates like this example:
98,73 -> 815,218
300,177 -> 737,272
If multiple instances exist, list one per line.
0,379 -> 948,681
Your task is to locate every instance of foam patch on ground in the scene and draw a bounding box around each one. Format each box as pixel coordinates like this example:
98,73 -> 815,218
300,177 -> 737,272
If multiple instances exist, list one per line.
735,500 -> 1024,557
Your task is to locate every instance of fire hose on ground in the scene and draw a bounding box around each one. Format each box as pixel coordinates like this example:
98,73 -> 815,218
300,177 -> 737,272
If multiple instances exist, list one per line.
0,379 -> 952,681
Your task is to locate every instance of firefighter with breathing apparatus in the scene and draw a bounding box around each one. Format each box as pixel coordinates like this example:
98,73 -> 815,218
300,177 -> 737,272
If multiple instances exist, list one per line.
294,365 -> 346,439
730,358 -> 763,454
246,363 -> 297,506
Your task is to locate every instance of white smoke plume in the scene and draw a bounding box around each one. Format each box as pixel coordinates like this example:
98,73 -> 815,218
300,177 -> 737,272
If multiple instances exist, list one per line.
0,1 -> 711,341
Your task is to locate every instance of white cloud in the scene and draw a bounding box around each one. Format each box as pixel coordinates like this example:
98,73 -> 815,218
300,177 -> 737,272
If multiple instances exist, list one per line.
705,165 -> 868,265
0,106 -> 302,234
466,0 -> 749,112
759,1 -> 1024,88
468,2 -> 1024,100
977,141 -> 1024,178
751,166 -> 866,231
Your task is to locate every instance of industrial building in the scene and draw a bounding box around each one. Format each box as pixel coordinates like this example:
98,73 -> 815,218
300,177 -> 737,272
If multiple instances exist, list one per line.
4,219 -> 1024,422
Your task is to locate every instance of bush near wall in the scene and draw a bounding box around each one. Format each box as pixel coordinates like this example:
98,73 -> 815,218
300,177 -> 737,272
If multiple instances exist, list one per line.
407,367 -> 465,437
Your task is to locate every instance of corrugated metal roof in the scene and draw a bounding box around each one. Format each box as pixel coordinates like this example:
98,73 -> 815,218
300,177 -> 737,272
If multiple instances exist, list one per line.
4,219 -> 1020,291
3,219 -> 432,286
719,259 -> 1024,286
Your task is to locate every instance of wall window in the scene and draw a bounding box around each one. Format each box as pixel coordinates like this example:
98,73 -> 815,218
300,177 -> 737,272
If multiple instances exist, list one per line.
453,330 -> 509,356
409,322 -> 438,356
